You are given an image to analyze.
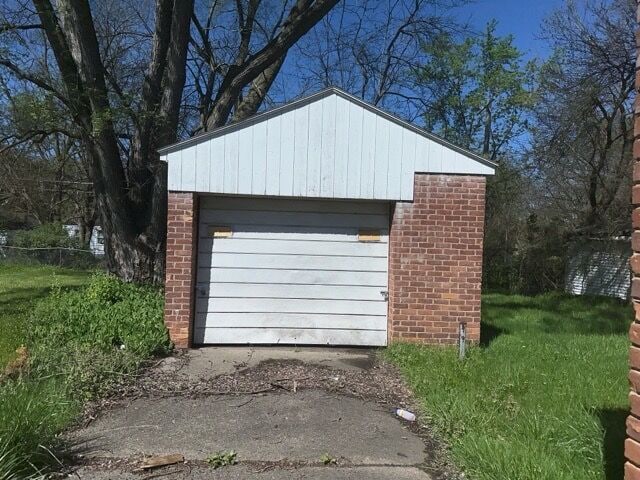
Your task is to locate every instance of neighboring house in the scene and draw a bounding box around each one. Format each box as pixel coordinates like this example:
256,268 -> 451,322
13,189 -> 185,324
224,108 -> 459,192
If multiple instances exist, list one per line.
63,225 -> 105,257
159,87 -> 496,348
565,237 -> 631,300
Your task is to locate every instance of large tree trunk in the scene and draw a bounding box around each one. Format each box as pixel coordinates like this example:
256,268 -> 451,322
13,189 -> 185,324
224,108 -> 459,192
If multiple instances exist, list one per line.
30,0 -> 337,283
34,0 -> 191,283
482,104 -> 492,157
101,164 -> 168,283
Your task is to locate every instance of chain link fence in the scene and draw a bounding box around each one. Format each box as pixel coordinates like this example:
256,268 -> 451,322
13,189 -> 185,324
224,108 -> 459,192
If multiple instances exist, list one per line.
0,245 -> 105,269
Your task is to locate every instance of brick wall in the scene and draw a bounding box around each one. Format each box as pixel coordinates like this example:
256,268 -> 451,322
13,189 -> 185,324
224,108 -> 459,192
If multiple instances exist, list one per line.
627,3 -> 640,476
388,174 -> 486,344
164,192 -> 197,348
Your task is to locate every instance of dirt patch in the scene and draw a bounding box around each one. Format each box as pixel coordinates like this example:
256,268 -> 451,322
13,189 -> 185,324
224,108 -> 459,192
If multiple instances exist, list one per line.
86,354 -> 414,409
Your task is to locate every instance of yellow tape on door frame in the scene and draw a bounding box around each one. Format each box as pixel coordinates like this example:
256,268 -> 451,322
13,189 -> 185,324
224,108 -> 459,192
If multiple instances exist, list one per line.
358,229 -> 380,242
208,226 -> 232,238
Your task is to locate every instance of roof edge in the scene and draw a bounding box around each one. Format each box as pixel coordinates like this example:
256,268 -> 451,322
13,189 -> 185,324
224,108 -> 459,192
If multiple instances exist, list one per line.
158,87 -> 497,170
331,88 -> 497,169
158,88 -> 337,155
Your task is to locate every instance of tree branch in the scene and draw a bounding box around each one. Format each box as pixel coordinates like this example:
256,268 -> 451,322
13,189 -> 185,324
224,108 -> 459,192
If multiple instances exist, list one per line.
0,23 -> 42,33
32,0 -> 87,116
206,0 -> 339,129
231,54 -> 286,123
0,59 -> 69,107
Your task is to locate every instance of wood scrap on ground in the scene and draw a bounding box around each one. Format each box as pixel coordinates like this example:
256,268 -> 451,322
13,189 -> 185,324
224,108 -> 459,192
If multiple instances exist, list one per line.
135,454 -> 184,471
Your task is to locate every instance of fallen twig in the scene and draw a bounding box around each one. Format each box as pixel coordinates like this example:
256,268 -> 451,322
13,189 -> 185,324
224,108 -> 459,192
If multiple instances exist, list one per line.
231,397 -> 255,408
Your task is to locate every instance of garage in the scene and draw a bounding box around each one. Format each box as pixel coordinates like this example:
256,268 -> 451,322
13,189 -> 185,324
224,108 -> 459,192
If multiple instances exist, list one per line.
160,87 -> 495,348
194,196 -> 389,345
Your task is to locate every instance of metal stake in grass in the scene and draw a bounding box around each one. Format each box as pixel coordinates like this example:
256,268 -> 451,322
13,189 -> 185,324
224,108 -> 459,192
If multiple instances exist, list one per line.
458,322 -> 466,360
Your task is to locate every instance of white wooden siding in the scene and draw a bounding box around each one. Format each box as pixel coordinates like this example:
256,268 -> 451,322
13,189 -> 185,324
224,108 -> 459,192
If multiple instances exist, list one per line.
196,329 -> 385,345
565,239 -> 631,300
195,196 -> 389,346
162,89 -> 495,200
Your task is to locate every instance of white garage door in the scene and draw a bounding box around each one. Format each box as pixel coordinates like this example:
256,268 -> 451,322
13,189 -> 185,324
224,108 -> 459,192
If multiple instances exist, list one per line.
194,196 -> 389,346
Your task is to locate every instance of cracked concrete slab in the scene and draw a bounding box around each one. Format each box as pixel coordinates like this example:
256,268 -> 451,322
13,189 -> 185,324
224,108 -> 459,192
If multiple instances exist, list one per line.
161,346 -> 377,379
65,348 -> 455,480
73,465 -> 432,479
70,390 -> 423,465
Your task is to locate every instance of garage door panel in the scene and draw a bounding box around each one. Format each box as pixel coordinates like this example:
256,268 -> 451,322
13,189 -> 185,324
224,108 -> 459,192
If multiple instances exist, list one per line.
202,283 -> 385,301
196,297 -> 388,316
194,327 -> 387,346
199,237 -> 388,257
199,252 -> 388,272
194,313 -> 387,330
199,209 -> 388,229
198,225 -> 388,243
200,196 -> 388,215
196,197 -> 389,346
197,268 -> 388,287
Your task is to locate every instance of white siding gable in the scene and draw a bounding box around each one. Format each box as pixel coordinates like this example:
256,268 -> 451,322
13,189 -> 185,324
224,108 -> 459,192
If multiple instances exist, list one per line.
161,88 -> 495,201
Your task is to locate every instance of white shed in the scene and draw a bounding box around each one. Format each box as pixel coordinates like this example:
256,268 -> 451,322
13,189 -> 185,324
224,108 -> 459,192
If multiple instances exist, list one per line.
160,88 -> 495,348
565,238 -> 631,300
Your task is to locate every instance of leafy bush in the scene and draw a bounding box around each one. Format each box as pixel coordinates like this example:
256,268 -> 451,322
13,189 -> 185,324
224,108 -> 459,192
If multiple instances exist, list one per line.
27,273 -> 170,399
4,223 -> 103,269
484,213 -> 568,295
12,223 -> 78,249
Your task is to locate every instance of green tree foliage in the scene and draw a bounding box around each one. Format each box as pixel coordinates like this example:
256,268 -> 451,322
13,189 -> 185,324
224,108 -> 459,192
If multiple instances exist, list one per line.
418,20 -> 536,160
482,162 -> 529,290
416,21 -> 537,291
5,92 -> 63,137
0,91 -> 95,234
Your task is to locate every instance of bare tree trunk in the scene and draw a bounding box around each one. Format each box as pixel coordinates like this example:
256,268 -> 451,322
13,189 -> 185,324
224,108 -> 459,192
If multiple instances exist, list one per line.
20,0 -> 337,283
482,105 -> 491,157
33,0 -> 192,283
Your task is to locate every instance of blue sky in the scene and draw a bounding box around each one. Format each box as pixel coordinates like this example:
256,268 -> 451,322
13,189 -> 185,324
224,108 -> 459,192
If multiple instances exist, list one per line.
466,0 -> 564,59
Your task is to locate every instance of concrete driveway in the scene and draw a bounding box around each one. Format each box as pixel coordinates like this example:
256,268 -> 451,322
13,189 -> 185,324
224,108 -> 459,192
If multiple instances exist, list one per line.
68,348 -> 454,479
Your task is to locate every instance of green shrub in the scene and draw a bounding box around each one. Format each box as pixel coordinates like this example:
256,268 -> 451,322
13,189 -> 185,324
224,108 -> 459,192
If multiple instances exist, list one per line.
27,273 -> 170,399
4,224 -> 103,269
12,223 -> 78,249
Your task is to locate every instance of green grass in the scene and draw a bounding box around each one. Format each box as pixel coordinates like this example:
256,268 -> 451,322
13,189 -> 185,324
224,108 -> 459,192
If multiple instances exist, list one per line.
387,292 -> 632,480
0,265 -> 167,478
0,264 -> 90,478
0,379 -> 77,479
0,264 -> 90,367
